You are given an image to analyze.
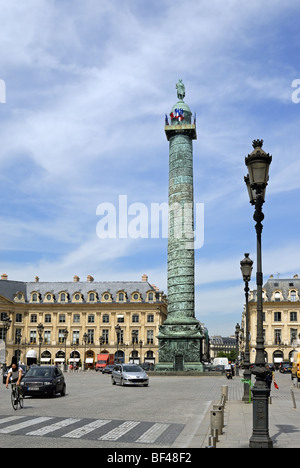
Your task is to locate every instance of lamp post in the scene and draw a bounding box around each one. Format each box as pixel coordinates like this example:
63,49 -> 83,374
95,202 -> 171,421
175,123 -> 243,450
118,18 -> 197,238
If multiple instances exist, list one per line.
244,139 -> 273,448
37,323 -> 44,366
82,332 -> 88,371
2,316 -> 12,366
235,323 -> 240,377
115,324 -> 121,363
99,336 -> 104,353
240,253 -> 253,402
63,329 -> 69,372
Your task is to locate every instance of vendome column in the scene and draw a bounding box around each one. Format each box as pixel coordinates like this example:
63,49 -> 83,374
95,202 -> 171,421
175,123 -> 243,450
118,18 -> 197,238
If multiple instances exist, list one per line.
156,80 -> 204,372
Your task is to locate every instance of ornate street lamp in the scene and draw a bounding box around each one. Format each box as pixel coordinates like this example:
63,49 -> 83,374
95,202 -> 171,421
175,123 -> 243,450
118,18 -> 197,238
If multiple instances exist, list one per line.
115,324 -> 121,363
99,336 -> 104,353
37,323 -> 44,366
82,332 -> 88,371
235,323 -> 240,377
240,253 -> 253,402
63,329 -> 69,372
2,316 -> 12,366
244,139 -> 273,448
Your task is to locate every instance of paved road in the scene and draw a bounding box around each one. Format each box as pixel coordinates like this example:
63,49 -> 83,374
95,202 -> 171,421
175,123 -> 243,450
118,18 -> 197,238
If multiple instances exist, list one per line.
1,371 -> 297,449
0,372 -> 242,448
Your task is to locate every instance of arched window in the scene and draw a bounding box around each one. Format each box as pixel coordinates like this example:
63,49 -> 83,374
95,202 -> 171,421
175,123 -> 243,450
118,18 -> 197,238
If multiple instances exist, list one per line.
274,291 -> 281,302
290,290 -> 297,302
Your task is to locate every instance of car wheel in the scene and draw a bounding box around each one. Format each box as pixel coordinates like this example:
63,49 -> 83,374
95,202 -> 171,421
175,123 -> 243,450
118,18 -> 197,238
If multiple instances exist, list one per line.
61,384 -> 66,397
112,377 -> 116,385
143,383 -> 149,387
51,388 -> 56,398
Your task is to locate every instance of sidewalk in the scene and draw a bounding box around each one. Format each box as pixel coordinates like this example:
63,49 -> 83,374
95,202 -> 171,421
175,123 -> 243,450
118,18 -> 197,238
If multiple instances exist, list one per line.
199,373 -> 300,448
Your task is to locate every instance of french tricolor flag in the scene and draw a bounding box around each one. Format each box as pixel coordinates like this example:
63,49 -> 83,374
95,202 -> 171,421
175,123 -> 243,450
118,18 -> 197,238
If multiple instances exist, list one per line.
170,108 -> 184,122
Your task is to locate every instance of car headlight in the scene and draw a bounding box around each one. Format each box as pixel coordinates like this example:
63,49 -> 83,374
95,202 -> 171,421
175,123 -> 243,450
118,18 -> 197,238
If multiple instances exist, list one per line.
44,382 -> 52,385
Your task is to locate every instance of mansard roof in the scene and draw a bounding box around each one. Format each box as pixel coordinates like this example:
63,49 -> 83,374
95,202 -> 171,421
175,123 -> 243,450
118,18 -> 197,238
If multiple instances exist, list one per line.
0,278 -> 163,304
251,276 -> 300,302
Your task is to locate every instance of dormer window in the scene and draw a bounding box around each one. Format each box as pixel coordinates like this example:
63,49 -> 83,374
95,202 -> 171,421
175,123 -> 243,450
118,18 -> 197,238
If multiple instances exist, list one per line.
102,292 -> 112,302
14,292 -> 25,303
88,292 -> 97,302
290,290 -> 297,302
59,292 -> 68,303
72,292 -> 83,303
30,292 -> 40,303
274,291 -> 281,302
117,291 -> 126,302
131,292 -> 141,302
44,293 -> 54,303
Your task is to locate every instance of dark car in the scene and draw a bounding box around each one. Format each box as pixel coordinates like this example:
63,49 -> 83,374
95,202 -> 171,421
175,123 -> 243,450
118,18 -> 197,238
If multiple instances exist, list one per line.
20,366 -> 66,397
279,362 -> 292,374
2,364 -> 27,385
102,365 -> 115,374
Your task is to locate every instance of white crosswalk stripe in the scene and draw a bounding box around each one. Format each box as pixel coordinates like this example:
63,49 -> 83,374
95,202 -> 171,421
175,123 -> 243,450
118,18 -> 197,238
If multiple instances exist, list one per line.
0,415 -> 183,444
0,417 -> 53,434
62,419 -> 111,439
98,420 -> 141,441
27,418 -> 81,436
137,423 -> 170,444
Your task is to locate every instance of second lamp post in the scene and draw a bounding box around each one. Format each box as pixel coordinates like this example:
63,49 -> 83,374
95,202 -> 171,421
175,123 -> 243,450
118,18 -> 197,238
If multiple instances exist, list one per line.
244,139 -> 273,448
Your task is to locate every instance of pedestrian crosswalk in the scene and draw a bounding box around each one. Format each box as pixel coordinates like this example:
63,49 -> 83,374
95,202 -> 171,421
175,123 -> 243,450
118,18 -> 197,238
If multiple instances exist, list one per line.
0,415 -> 184,445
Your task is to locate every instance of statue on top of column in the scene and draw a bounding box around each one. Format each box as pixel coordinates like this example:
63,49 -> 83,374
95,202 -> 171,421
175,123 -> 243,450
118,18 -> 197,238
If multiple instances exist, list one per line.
176,79 -> 185,101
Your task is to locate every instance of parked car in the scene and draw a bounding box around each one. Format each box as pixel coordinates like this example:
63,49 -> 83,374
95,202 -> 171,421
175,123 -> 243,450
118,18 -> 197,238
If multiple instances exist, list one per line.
279,362 -> 292,374
2,364 -> 27,384
20,365 -> 66,397
140,362 -> 155,371
111,363 -> 149,387
102,365 -> 115,374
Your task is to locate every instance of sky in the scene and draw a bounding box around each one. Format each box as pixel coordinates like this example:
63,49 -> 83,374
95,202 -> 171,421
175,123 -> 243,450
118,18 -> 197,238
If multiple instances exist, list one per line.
0,0 -> 300,336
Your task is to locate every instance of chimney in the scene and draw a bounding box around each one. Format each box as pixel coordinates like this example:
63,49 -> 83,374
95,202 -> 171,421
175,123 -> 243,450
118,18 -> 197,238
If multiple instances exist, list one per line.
142,274 -> 148,282
1,273 -> 8,280
73,275 -> 80,282
87,275 -> 94,282
35,276 -> 39,282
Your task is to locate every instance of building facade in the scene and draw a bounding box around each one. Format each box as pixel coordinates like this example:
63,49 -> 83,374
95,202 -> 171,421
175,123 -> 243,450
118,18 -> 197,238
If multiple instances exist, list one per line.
209,336 -> 236,360
241,275 -> 300,365
0,273 -> 167,368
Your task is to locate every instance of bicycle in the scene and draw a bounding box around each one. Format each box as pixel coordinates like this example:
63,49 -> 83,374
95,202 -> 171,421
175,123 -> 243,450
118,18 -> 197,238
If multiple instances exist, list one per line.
11,382 -> 24,410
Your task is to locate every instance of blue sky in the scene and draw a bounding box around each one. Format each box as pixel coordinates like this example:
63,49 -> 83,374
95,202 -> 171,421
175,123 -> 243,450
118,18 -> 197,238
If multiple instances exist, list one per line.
0,0 -> 300,336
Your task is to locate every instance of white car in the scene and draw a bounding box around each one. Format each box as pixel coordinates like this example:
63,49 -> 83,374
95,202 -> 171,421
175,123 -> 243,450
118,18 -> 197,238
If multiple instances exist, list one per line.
111,364 -> 149,387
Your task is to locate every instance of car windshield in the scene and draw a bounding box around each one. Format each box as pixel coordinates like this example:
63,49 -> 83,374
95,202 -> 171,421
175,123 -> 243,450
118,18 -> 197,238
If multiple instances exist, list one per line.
122,365 -> 143,373
26,368 -> 54,378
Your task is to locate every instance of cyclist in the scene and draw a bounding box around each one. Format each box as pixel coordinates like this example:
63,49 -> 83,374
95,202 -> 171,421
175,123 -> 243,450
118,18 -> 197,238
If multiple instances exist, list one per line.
5,362 -> 23,389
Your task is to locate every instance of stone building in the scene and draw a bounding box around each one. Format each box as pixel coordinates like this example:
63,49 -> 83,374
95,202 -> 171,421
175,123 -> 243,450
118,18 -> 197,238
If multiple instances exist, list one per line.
209,336 -> 236,360
0,273 -> 167,368
241,274 -> 300,365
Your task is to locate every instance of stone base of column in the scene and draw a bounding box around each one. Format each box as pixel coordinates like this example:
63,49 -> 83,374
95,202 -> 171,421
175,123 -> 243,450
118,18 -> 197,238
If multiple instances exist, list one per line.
156,322 -> 204,372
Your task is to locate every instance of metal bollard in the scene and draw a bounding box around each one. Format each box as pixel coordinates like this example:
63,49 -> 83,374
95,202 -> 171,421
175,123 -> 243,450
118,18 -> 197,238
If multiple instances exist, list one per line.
212,427 -> 219,442
221,385 -> 228,402
208,435 -> 217,448
211,409 -> 223,435
213,404 -> 224,428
